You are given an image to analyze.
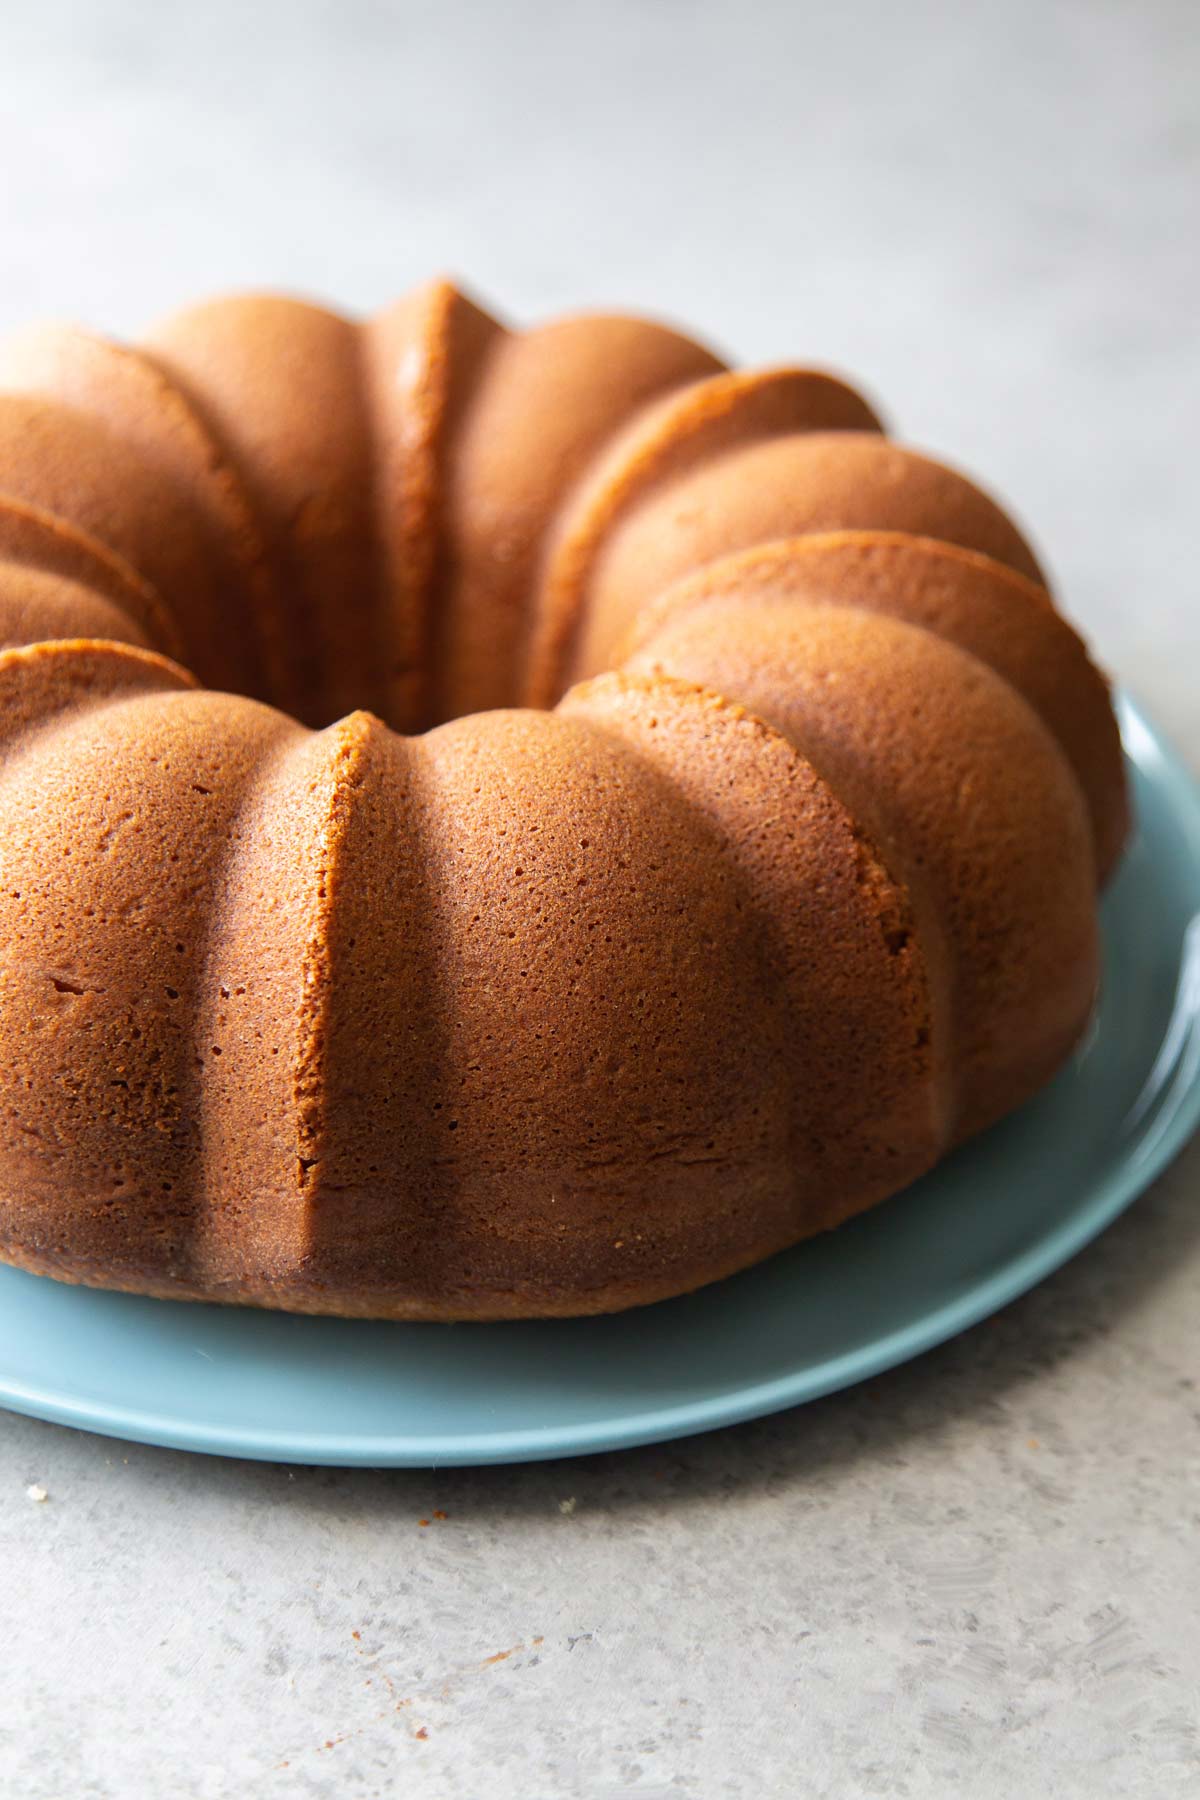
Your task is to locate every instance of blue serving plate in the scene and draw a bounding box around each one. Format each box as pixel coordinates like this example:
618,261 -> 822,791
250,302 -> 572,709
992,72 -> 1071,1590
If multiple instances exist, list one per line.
1,695 -> 1197,1466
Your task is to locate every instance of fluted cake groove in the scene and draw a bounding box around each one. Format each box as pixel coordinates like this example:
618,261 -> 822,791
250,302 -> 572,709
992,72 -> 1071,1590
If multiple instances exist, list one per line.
0,279 -> 1129,1318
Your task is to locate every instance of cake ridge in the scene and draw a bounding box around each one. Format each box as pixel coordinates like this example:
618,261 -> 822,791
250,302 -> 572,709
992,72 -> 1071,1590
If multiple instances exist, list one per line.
380,280 -> 508,731
524,364 -> 885,707
557,429 -> 1051,700
0,490 -> 182,662
0,334 -> 273,698
0,637 -> 198,755
416,300 -> 725,725
187,708 -> 324,1294
362,278 -> 463,733
143,293 -> 382,725
558,666 -> 955,1198
617,598 -> 1098,1140
614,530 -> 1128,883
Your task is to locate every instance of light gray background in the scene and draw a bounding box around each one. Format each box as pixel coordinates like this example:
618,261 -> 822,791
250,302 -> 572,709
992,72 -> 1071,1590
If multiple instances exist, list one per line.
1,2 -> 1197,1794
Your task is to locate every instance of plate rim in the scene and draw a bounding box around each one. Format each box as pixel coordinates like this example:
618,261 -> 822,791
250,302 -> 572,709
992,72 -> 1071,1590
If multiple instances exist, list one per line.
2,691 -> 1199,1466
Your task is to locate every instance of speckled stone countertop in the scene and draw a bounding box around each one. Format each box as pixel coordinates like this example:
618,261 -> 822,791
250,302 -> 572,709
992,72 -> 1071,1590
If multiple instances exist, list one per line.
2,4 -> 1197,1794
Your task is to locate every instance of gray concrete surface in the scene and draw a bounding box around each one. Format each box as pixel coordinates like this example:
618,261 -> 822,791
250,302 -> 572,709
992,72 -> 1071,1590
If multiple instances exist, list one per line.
1,1 -> 1198,1794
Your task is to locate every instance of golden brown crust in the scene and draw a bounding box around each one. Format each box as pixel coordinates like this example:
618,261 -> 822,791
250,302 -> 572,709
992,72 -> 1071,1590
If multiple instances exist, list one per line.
526,369 -> 885,704
0,324 -> 276,693
290,705 -> 799,1307
0,562 -> 156,654
617,532 -> 1128,884
555,431 -> 1048,695
0,494 -> 182,655
0,286 -> 1128,1319
0,393 -> 254,692
365,279 -> 504,732
143,294 -> 378,723
0,1224 -> 845,1320
623,601 -> 1099,1140
427,309 -> 724,723
561,672 -> 950,1217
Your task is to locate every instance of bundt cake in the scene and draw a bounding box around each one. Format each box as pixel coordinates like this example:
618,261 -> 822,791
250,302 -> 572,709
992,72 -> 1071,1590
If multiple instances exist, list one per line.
0,281 -> 1129,1319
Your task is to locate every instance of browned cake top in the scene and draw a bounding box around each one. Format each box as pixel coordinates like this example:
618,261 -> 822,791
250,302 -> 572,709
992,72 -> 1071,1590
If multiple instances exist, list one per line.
0,283 -> 1127,1317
